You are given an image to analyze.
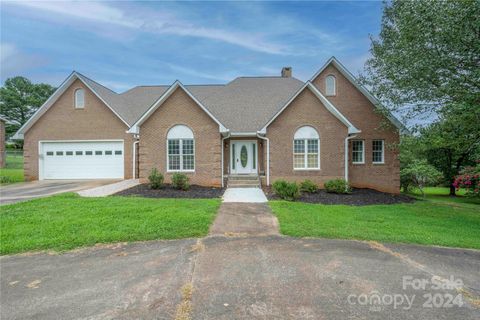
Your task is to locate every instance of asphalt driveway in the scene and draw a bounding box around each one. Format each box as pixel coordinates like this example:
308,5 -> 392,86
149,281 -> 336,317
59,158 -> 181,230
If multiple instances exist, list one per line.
0,180 -> 118,205
1,236 -> 479,319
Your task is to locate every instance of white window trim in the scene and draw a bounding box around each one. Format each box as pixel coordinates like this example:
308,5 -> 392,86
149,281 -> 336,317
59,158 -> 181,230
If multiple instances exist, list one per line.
166,138 -> 195,172
325,75 -> 336,96
352,140 -> 365,164
293,138 -> 320,171
372,139 -> 385,164
74,88 -> 85,109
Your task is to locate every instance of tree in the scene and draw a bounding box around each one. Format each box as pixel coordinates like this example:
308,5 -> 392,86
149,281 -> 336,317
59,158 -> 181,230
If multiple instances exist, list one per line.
361,0 -> 480,120
0,77 -> 55,139
420,103 -> 480,195
401,160 -> 443,196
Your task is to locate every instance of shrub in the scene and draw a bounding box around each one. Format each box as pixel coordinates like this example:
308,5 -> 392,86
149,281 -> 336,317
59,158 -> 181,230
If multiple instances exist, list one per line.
453,164 -> 480,197
148,168 -> 164,189
300,180 -> 317,193
172,173 -> 190,190
324,179 -> 352,194
400,160 -> 443,197
272,180 -> 300,201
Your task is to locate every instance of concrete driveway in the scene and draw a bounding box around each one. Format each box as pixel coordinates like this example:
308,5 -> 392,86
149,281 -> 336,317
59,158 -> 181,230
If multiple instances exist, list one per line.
1,237 -> 479,319
0,180 -> 119,205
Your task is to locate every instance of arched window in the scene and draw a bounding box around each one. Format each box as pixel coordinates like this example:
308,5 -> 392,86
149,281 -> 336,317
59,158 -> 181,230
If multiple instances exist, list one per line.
75,89 -> 85,109
167,125 -> 195,171
293,126 -> 320,169
325,75 -> 336,96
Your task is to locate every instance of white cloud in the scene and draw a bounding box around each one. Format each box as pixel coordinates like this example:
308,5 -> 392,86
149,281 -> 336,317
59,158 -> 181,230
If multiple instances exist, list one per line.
0,43 -> 47,80
6,1 -> 289,55
165,63 -> 235,82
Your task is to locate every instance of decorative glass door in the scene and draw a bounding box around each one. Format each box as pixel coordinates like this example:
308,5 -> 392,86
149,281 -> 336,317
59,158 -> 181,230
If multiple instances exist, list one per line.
231,141 -> 256,174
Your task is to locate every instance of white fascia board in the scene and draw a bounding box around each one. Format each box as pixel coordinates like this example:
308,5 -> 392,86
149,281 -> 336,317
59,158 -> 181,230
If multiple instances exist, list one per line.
128,80 -> 227,134
310,56 -> 406,133
307,82 -> 361,134
260,81 -> 360,134
12,71 -> 130,140
75,73 -> 130,128
13,72 -> 77,140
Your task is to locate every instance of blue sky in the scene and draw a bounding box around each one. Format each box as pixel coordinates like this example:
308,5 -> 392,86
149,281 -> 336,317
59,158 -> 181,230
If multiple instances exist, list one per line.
1,1 -> 383,92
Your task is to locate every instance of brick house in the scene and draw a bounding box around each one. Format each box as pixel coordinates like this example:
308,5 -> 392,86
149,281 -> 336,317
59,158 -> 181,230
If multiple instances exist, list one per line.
13,57 -> 404,193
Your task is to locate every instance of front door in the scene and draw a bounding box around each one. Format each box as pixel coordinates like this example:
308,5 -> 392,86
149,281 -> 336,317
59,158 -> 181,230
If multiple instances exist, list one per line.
231,141 -> 257,174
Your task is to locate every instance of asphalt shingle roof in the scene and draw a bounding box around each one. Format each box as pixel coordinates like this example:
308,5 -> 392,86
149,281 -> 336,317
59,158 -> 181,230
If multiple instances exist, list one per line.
78,73 -> 304,132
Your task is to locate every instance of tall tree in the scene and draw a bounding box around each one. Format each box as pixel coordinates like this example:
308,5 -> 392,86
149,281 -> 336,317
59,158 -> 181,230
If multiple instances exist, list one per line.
362,0 -> 480,120
0,77 -> 55,138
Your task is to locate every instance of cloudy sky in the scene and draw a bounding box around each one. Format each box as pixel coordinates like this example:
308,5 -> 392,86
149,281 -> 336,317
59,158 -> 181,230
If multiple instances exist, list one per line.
1,1 -> 383,92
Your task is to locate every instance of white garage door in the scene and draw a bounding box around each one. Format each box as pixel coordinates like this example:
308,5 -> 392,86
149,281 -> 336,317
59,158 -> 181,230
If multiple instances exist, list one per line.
41,141 -> 124,179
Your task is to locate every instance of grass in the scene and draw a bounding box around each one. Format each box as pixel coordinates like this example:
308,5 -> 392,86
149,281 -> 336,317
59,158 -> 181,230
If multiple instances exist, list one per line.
0,193 -> 221,255
0,153 -> 24,184
407,187 -> 480,205
270,189 -> 480,249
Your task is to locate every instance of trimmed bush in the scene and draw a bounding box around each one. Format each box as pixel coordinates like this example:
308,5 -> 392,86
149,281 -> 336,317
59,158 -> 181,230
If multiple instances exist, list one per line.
272,180 -> 300,201
324,179 -> 352,194
300,180 -> 317,193
148,168 -> 164,189
172,173 -> 190,190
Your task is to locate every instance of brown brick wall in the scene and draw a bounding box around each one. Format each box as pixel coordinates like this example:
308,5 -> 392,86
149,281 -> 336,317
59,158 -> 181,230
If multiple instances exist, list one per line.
266,88 -> 348,186
23,79 -> 134,180
312,64 -> 400,193
139,88 -> 222,187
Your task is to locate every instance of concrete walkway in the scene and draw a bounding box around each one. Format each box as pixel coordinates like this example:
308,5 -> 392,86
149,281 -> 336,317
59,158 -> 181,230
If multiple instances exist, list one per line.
77,179 -> 140,197
210,203 -> 280,236
222,187 -> 268,203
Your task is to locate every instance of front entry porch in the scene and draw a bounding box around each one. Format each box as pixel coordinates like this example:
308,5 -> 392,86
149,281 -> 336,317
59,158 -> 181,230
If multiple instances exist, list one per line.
229,140 -> 258,175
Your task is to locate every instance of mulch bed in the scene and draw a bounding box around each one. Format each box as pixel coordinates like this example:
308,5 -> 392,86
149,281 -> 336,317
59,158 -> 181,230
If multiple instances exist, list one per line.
263,187 -> 415,206
115,183 -> 225,199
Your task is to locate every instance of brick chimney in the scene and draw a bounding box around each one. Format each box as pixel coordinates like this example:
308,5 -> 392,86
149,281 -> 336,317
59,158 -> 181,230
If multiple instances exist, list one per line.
281,67 -> 292,78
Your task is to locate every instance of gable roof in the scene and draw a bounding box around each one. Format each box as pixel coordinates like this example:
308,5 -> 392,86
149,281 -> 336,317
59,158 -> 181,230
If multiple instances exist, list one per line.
310,56 -> 406,132
13,72 -> 130,139
128,81 -> 227,134
261,81 -> 361,134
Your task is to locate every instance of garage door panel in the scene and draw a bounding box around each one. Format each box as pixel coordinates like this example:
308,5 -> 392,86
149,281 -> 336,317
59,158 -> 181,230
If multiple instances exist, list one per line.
42,141 -> 124,180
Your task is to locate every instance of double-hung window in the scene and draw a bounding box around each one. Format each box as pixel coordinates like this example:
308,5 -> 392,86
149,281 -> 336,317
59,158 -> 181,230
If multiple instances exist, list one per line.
352,140 -> 364,164
293,126 -> 320,170
372,140 -> 384,164
167,125 -> 195,171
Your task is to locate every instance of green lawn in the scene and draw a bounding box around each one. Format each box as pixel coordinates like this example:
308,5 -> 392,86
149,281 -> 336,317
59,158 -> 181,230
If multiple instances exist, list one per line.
0,193 -> 221,255
270,190 -> 480,249
0,153 -> 24,184
407,187 -> 480,205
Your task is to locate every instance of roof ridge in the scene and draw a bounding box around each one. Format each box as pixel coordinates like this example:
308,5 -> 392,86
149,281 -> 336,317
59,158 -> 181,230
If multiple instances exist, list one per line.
74,71 -> 119,95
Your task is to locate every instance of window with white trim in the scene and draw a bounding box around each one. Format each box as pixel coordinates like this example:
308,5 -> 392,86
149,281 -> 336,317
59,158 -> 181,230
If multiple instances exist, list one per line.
167,125 -> 195,171
372,140 -> 384,164
325,75 -> 336,96
352,140 -> 364,164
75,89 -> 85,109
293,126 -> 320,169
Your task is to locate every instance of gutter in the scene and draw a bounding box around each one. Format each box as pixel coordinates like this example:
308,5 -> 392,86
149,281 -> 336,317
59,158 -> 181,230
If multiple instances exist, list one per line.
256,132 -> 270,186
221,131 -> 231,187
344,133 -> 358,182
132,138 -> 139,179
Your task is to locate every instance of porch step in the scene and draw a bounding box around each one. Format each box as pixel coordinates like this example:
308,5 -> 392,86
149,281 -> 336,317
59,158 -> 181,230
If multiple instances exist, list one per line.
227,175 -> 261,188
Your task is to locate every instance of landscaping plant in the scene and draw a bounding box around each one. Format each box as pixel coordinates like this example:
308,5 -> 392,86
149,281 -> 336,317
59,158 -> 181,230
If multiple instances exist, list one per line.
148,168 -> 164,189
400,160 -> 443,197
272,180 -> 300,201
172,173 -> 190,190
300,180 -> 317,193
453,164 -> 480,197
324,179 -> 351,194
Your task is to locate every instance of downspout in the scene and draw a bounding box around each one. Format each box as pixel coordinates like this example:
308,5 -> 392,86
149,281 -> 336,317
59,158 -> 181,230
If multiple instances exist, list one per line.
221,132 -> 231,187
257,133 -> 270,186
344,134 -> 357,182
132,138 -> 139,179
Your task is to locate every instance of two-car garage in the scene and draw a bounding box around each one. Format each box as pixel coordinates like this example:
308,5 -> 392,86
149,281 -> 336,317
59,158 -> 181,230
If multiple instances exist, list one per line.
39,141 -> 124,180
